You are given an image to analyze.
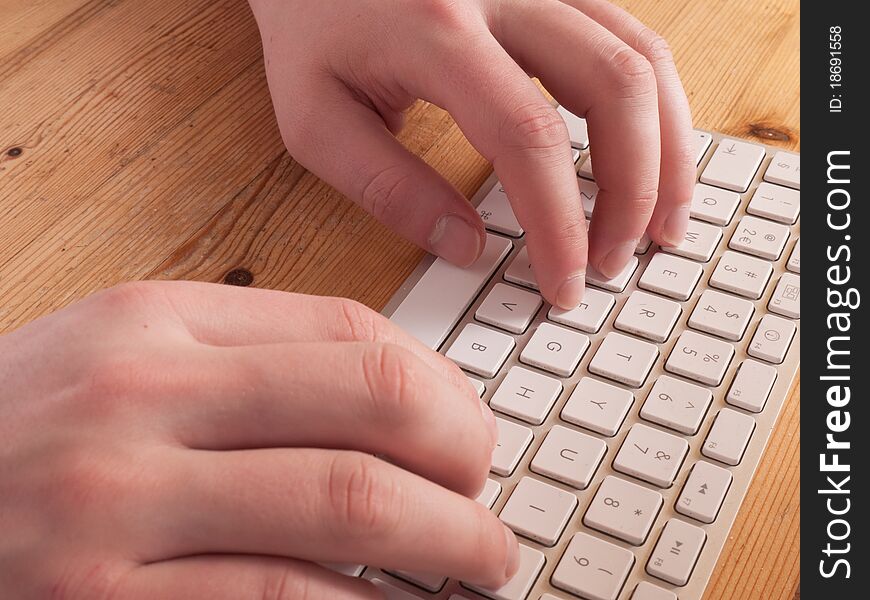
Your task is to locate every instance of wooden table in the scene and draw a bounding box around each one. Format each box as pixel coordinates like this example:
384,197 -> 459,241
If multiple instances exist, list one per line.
1,1 -> 799,598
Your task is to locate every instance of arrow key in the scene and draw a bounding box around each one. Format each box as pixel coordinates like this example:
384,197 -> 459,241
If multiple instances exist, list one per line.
676,461 -> 733,523
476,283 -> 542,334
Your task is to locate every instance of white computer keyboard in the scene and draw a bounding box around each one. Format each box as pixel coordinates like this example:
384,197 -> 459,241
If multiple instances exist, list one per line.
363,109 -> 800,600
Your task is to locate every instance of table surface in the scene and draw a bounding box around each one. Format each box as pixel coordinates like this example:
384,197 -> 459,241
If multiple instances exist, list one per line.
0,0 -> 799,598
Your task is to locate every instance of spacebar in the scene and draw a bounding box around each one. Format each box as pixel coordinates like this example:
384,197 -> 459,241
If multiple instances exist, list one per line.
389,234 -> 513,350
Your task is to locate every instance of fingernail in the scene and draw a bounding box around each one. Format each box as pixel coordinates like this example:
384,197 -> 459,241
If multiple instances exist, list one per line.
429,215 -> 482,267
599,240 -> 638,279
481,400 -> 498,446
503,525 -> 520,579
662,205 -> 690,247
555,272 -> 586,310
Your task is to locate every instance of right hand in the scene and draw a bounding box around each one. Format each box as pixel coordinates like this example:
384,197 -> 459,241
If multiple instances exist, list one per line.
0,281 -> 517,599
250,0 -> 696,309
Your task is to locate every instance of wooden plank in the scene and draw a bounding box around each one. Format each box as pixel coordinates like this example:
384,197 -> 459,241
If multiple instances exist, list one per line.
0,0 -> 262,283
0,0 -> 94,60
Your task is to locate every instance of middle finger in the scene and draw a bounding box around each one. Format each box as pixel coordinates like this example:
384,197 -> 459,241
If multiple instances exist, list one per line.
492,0 -> 662,278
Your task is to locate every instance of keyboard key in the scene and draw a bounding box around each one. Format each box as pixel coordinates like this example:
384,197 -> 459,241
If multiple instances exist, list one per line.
640,375 -> 713,435
763,150 -> 800,189
615,291 -> 682,343
578,154 -> 595,179
646,519 -> 706,586
552,533 -> 635,600
490,366 -> 563,425
491,417 -> 533,476
530,425 -> 607,489
465,544 -> 545,600
584,475 -> 663,545
390,234 -> 512,349
688,289 -> 755,341
558,105 -> 590,149
499,476 -> 577,546
578,178 -> 599,218
632,581 -> 678,600
635,233 -> 653,255
504,246 -> 538,290
476,478 -> 502,509
693,130 -> 713,165
478,182 -> 523,237
702,409 -> 756,465
747,182 -> 800,224
726,359 -> 777,413
390,570 -> 447,593
586,257 -> 639,293
709,250 -> 773,299
661,219 -> 722,262
323,563 -> 364,577
476,283 -> 542,334
728,215 -> 790,261
768,273 -> 800,319
613,424 -> 689,488
665,330 -> 734,386
561,377 -> 634,436
690,183 -> 741,226
467,376 -> 486,397
370,578 -> 427,599
638,253 -> 703,301
700,138 -> 765,192
787,238 -> 800,273
548,287 -> 615,333
676,461 -> 733,523
748,314 -> 796,363
520,322 -> 590,377
446,323 -> 515,378
588,332 -> 659,388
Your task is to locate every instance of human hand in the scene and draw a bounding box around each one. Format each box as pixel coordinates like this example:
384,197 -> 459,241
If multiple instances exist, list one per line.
250,0 -> 695,309
0,281 -> 515,598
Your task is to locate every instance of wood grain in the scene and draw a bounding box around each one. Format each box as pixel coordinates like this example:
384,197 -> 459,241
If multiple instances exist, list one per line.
0,0 -> 799,598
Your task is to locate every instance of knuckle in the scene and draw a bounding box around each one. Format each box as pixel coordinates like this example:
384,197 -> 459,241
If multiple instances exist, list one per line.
603,46 -> 656,97
48,562 -> 124,600
334,297 -> 386,343
360,343 -> 419,420
47,449 -> 120,517
623,188 -> 660,220
499,102 -> 570,152
76,354 -> 149,417
359,164 -> 412,224
260,566 -> 301,600
636,28 -> 674,66
89,281 -> 161,317
549,216 -> 590,256
327,452 -> 403,540
418,0 -> 468,29
672,141 -> 698,176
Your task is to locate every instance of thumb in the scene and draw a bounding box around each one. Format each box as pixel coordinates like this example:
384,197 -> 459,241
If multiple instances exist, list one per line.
274,76 -> 485,267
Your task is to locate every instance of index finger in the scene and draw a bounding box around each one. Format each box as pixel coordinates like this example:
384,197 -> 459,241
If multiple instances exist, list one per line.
491,0 -> 663,279
413,35 -> 589,309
